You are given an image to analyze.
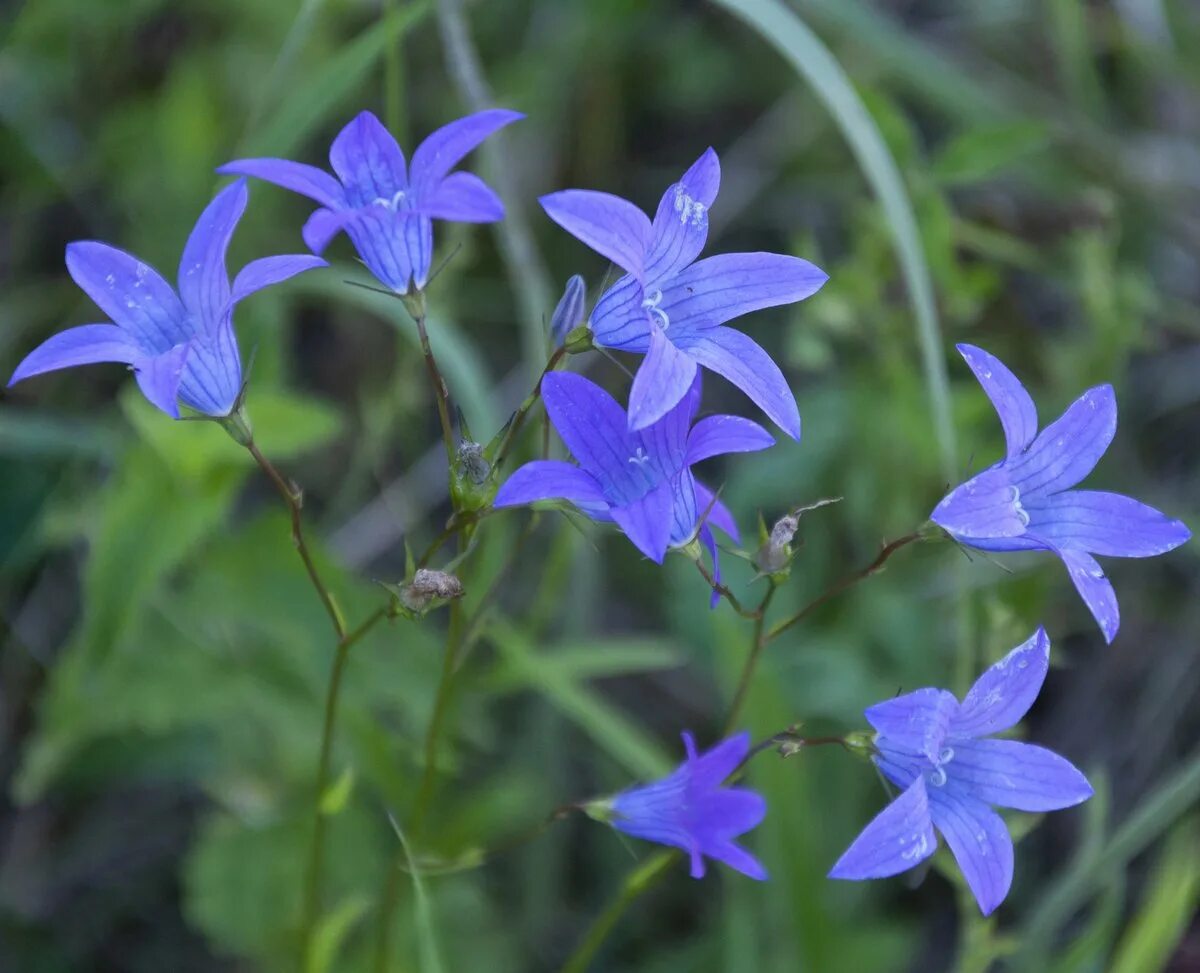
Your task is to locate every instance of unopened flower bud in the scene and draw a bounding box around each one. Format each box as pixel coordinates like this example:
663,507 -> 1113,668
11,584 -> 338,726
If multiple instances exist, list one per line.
549,274 -> 586,347
397,568 -> 464,615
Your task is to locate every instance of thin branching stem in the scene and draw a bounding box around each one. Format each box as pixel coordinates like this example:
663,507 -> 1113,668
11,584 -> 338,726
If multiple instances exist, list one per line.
412,307 -> 457,467
763,531 -> 924,645
246,440 -> 346,639
723,580 -> 778,734
694,560 -> 760,619
492,346 -> 566,469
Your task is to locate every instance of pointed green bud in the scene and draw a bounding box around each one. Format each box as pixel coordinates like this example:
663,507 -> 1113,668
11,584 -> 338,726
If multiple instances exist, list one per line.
399,286 -> 426,320
580,797 -> 617,825
217,404 -> 253,447
843,730 -> 878,761
563,324 -> 594,355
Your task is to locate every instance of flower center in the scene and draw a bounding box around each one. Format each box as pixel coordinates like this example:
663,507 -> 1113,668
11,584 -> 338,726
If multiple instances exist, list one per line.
673,185 -> 707,228
641,288 -> 670,330
1008,485 -> 1030,526
372,190 -> 408,212
928,746 -> 955,787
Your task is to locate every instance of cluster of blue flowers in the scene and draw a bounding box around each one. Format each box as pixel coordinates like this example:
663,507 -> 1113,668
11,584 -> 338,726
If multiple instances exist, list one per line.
8,109 -> 1189,917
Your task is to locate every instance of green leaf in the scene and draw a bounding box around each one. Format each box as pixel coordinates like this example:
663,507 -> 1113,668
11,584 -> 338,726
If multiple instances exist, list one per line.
387,813 -> 445,973
932,121 -> 1049,185
0,409 -> 123,460
306,895 -> 371,973
488,637 -> 682,691
319,765 -> 356,816
1109,818 -> 1200,973
487,624 -> 673,780
120,385 -> 343,481
709,0 -> 956,481
241,2 -> 431,158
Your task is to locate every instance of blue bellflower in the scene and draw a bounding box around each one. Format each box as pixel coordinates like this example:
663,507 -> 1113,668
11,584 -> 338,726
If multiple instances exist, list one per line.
493,371 -> 773,602
539,149 -> 827,438
829,628 -> 1093,915
932,344 -> 1190,643
7,179 -> 324,418
612,732 -> 768,880
219,109 -> 521,294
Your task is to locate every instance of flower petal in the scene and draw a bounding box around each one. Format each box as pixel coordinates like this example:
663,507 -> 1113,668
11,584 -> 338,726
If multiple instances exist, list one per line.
952,627 -> 1049,738
644,147 -> 720,282
707,839 -> 768,881
674,327 -> 800,440
65,242 -> 188,353
931,467 -> 1030,541
686,414 -> 774,465
1054,546 -> 1120,643
662,252 -> 827,334
493,460 -> 608,510
1008,385 -> 1117,497
539,190 -> 651,278
343,208 -> 431,293
302,208 -> 355,254
216,159 -> 345,209
133,342 -> 191,418
329,110 -> 407,206
8,324 -> 140,385
589,274 -> 650,351
178,316 -> 241,416
865,688 -> 959,763
628,326 -> 699,432
177,180 -> 246,325
417,171 -> 504,222
698,523 -> 722,609
695,482 -> 739,541
409,109 -> 522,196
668,470 -> 699,548
947,739 -> 1093,812
229,254 -> 327,306
609,480 -> 674,563
541,371 -> 640,494
957,344 -> 1038,459
687,731 -> 751,789
829,777 -> 937,880
927,788 -> 1013,916
1026,490 -> 1191,558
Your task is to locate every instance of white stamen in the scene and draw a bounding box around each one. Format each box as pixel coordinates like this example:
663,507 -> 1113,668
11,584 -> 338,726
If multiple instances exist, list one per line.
641,288 -> 670,330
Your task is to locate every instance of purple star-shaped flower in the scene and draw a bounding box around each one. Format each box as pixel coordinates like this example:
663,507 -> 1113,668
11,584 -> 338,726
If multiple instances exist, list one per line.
932,344 -> 1190,643
539,149 -> 827,438
493,371 -> 773,601
829,628 -> 1093,915
218,109 -> 521,294
7,179 -> 324,418
612,731 -> 767,880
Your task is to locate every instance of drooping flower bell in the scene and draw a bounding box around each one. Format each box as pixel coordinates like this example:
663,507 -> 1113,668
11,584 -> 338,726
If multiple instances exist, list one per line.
602,731 -> 768,880
493,371 -> 773,602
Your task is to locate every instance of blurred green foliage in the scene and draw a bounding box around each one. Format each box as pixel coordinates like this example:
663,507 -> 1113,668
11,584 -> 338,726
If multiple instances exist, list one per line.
2,1 -> 1198,971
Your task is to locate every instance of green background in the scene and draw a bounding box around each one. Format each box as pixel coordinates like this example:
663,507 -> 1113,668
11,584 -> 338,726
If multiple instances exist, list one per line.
1,1 -> 1198,970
